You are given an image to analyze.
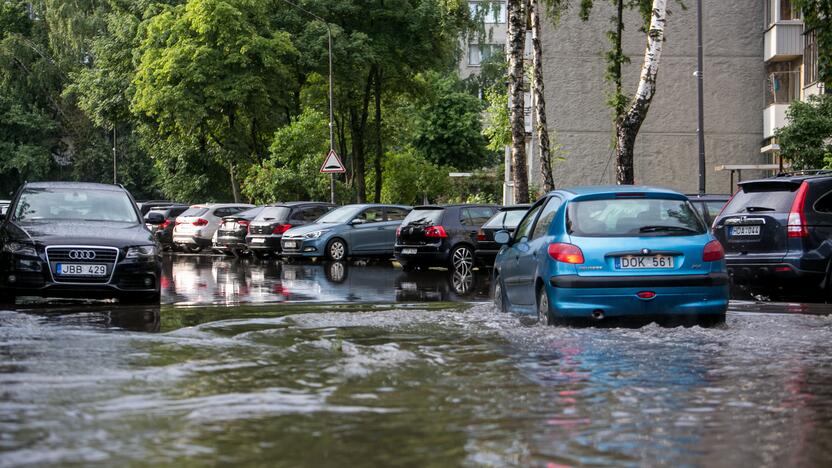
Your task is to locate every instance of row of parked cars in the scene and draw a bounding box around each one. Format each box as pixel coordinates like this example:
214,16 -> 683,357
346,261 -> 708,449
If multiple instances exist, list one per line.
2,171 -> 831,320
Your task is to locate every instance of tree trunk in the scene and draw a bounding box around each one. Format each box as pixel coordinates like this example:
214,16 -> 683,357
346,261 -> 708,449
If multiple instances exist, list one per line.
229,162 -> 240,202
373,68 -> 383,203
508,0 -> 529,203
615,0 -> 667,185
530,0 -> 554,192
348,69 -> 375,203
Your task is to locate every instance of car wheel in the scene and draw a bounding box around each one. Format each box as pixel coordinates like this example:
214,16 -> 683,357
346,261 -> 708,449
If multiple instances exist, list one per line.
450,245 -> 474,271
537,287 -> 552,326
493,277 -> 507,312
0,291 -> 15,307
119,292 -> 160,305
326,239 -> 347,261
696,314 -> 726,328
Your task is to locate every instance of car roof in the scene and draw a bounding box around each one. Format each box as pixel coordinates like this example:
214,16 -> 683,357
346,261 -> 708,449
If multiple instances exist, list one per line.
557,185 -> 685,199
340,203 -> 411,209
23,181 -> 126,191
265,201 -> 334,207
740,172 -> 832,186
412,204 -> 498,209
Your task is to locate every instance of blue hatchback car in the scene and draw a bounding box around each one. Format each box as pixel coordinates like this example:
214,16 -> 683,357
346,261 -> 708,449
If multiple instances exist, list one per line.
492,186 -> 729,325
280,204 -> 411,261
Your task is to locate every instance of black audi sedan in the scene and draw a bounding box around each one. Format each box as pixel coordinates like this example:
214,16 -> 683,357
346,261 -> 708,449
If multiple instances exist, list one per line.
394,204 -> 499,271
0,182 -> 163,305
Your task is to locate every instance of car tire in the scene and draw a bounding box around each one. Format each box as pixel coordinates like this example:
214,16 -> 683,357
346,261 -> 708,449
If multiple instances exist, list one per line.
119,292 -> 160,305
450,245 -> 474,272
0,291 -> 15,307
493,276 -> 507,312
326,238 -> 347,261
696,314 -> 726,328
536,286 -> 553,326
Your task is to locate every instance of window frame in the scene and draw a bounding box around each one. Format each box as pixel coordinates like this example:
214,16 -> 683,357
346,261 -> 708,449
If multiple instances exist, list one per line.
513,200 -> 545,242
531,196 -> 563,240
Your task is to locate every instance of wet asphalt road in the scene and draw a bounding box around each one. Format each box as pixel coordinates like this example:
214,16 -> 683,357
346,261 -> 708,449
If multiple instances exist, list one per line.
2,254 -> 832,467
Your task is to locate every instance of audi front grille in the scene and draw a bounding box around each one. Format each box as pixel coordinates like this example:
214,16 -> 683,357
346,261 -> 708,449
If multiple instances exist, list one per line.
45,246 -> 120,284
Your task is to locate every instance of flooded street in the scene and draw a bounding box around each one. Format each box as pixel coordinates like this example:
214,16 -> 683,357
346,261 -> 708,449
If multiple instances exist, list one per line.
3,256 -> 832,467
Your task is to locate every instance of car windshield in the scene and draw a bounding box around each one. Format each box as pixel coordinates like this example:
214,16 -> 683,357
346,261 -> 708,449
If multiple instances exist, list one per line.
14,188 -> 139,223
484,209 -> 527,229
567,198 -> 706,237
180,207 -> 208,218
401,208 -> 444,227
316,205 -> 363,224
255,206 -> 291,222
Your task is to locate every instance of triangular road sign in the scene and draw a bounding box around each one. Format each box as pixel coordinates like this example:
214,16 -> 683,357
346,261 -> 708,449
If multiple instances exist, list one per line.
320,149 -> 346,173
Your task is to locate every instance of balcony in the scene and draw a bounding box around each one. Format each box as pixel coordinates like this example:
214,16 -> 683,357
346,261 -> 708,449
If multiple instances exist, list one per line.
763,70 -> 799,138
764,22 -> 803,62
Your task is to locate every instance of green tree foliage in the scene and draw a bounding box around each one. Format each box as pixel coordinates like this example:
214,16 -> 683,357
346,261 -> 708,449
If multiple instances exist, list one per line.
793,0 -> 832,87
413,73 -> 495,170
131,0 -> 297,200
242,108 -> 346,204
380,148 -> 450,205
775,94 -> 832,170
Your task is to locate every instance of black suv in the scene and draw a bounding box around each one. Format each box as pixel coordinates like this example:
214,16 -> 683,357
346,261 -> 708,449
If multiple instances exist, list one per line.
394,204 -> 498,271
712,173 -> 832,297
0,182 -> 163,304
246,202 -> 335,258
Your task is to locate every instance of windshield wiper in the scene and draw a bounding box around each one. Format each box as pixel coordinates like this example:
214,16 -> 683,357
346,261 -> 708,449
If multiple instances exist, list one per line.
638,225 -> 699,234
743,206 -> 775,212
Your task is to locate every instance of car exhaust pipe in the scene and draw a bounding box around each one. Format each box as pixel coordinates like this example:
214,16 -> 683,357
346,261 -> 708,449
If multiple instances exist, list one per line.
592,309 -> 604,320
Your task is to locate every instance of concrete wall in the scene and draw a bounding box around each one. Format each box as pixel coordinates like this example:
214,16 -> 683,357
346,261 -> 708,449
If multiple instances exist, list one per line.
535,0 -> 766,195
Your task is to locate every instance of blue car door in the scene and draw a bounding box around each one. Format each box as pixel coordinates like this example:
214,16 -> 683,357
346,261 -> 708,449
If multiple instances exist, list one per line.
502,201 -> 544,306
513,196 -> 563,305
348,207 -> 387,253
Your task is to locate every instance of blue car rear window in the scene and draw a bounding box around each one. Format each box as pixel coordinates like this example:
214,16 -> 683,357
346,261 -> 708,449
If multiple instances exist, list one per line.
567,198 -> 706,237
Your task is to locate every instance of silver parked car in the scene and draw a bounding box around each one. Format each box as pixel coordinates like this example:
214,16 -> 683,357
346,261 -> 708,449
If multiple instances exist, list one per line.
172,203 -> 254,253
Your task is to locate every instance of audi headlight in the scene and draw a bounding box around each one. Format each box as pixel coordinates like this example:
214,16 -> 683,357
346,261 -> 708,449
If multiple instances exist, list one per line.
3,242 -> 36,256
126,245 -> 158,259
304,230 -> 329,239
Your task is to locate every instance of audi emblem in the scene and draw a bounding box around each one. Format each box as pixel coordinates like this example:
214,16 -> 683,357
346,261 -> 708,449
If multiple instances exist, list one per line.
68,250 -> 96,260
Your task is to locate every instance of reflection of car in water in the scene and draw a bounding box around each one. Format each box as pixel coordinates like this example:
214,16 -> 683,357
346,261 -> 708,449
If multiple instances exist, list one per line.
395,267 -> 491,302
280,261 -> 404,302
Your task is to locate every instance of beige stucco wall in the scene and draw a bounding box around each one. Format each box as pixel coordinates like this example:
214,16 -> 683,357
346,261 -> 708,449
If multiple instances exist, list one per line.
535,0 -> 766,194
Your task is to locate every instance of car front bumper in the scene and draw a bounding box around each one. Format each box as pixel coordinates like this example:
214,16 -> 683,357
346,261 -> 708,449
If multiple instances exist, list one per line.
281,237 -> 324,257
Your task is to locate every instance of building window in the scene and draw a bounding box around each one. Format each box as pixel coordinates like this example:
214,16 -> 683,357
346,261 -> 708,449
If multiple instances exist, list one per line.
468,43 -> 502,66
468,1 -> 506,24
805,28 -> 819,86
766,0 -> 799,26
765,62 -> 800,106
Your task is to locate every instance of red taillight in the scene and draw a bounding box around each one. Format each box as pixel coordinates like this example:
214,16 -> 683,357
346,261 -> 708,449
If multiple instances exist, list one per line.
272,224 -> 293,234
425,225 -> 448,238
712,189 -> 738,230
703,240 -> 724,262
192,218 -> 208,226
161,219 -> 171,229
637,291 -> 656,299
238,220 -> 250,227
396,226 -> 402,237
548,243 -> 584,264
787,181 -> 809,238
477,229 -> 486,241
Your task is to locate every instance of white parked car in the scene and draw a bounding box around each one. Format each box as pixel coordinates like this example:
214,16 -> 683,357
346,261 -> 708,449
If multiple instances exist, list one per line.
173,203 -> 253,253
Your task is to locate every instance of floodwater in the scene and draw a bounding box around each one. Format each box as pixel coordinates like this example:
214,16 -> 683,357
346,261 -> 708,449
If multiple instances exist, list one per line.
2,256 -> 832,467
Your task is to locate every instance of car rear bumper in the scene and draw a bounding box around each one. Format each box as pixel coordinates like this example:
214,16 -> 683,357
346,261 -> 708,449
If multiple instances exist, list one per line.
215,235 -> 247,249
726,260 -> 824,289
545,283 -> 729,318
549,273 -> 729,288
173,236 -> 212,247
394,244 -> 449,265
246,235 -> 283,250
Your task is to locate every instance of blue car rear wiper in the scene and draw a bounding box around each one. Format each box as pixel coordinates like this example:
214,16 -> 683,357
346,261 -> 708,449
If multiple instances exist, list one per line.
638,225 -> 699,234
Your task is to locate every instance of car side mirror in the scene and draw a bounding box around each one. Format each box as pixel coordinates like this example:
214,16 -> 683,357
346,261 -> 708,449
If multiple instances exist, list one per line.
350,218 -> 365,225
144,212 -> 165,225
494,230 -> 512,245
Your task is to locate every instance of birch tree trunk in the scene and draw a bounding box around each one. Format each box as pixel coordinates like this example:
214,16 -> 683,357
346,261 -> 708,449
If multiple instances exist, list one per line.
508,0 -> 529,203
615,0 -> 667,185
530,0 -> 554,192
